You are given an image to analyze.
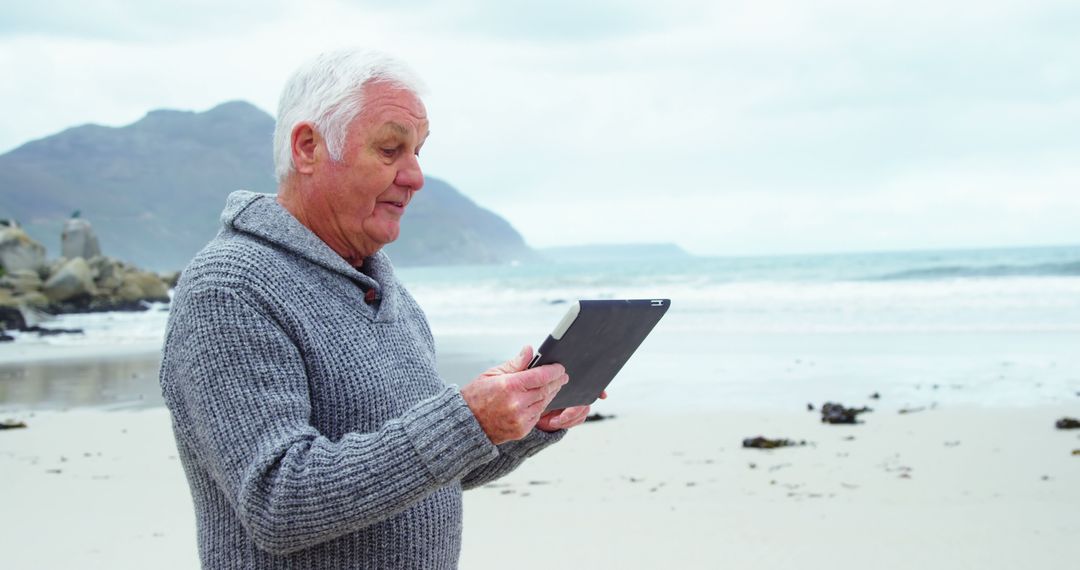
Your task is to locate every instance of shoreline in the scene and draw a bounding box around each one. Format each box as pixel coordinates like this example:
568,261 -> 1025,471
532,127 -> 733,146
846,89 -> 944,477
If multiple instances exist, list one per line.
0,349 -> 164,412
0,348 -> 500,412
0,342 -> 164,366
2,342 -> 1077,413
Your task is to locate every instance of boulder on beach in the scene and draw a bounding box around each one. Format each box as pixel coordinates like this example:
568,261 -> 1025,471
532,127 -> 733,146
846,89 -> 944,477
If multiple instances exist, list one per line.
0,226 -> 47,274
0,287 -> 49,312
88,255 -> 122,288
159,270 -> 181,289
121,270 -> 169,302
0,240 -> 171,316
61,218 -> 102,260
1056,417 -> 1080,430
43,257 -> 97,303
0,304 -> 27,331
14,291 -> 49,309
0,268 -> 43,294
38,256 -> 172,313
84,257 -> 170,304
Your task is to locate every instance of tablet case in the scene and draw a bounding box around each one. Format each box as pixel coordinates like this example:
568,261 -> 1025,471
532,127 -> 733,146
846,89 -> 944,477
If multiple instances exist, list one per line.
529,299 -> 670,411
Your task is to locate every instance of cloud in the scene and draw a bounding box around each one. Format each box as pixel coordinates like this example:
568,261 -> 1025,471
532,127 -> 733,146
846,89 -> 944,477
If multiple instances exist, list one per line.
0,0 -> 291,41
502,156 -> 1080,255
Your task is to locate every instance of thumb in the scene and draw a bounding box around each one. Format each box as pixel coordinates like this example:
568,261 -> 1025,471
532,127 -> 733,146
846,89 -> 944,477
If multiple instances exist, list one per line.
513,345 -> 534,371
485,345 -> 533,375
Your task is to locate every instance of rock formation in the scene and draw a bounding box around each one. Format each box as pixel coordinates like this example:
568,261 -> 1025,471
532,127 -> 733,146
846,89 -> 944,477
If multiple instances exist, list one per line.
0,225 -> 47,274
43,257 -> 97,303
0,220 -> 173,321
61,218 -> 102,260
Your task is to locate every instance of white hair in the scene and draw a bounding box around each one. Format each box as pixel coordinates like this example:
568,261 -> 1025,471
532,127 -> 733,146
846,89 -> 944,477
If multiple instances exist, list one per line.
272,49 -> 426,182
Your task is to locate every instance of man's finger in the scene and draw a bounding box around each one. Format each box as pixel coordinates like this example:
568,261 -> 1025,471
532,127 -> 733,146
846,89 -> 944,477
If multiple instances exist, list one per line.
544,373 -> 569,399
558,406 -> 586,423
535,376 -> 568,410
542,405 -> 590,430
524,373 -> 568,407
508,363 -> 565,391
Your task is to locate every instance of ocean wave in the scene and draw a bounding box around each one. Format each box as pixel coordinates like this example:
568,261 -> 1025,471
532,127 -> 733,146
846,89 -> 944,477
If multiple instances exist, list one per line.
870,261 -> 1080,281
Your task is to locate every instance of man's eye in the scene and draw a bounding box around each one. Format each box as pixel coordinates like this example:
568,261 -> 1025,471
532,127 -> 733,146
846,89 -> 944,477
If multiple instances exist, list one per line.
380,147 -> 397,158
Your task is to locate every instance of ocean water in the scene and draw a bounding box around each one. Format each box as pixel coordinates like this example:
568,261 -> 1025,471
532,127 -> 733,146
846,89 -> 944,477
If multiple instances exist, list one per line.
398,245 -> 1080,412
5,245 -> 1080,412
400,245 -> 1080,336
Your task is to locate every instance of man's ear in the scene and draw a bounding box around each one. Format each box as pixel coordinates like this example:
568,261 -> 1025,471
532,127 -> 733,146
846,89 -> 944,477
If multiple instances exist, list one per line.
291,122 -> 320,175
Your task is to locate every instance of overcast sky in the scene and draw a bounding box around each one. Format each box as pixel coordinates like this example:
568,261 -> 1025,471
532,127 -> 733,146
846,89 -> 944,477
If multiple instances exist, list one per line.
2,0 -> 1077,256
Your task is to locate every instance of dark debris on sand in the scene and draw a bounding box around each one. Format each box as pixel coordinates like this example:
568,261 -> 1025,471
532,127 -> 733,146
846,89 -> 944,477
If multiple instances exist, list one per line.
1,420 -> 28,430
23,325 -> 84,336
821,402 -> 872,424
742,436 -> 806,449
584,412 -> 615,423
1055,417 -> 1080,429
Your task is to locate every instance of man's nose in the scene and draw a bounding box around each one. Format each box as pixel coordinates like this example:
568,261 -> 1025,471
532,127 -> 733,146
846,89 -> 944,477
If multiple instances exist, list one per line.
395,153 -> 424,192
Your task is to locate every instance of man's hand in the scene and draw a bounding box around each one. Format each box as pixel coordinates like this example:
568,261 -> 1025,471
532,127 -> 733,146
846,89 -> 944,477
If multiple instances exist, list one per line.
461,346 -> 568,445
535,390 -> 607,432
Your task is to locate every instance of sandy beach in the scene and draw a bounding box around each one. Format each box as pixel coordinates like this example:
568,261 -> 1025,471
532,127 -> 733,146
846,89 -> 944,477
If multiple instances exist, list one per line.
2,394 -> 1077,569
2,276 -> 1079,569
463,406 -> 1080,569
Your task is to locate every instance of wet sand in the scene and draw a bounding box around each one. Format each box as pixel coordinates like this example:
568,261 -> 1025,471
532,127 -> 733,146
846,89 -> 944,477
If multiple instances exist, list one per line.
0,353 -> 165,411
0,349 -> 491,412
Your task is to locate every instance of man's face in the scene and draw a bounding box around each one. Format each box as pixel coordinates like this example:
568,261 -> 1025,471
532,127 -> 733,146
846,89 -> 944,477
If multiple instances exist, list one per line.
307,82 -> 429,264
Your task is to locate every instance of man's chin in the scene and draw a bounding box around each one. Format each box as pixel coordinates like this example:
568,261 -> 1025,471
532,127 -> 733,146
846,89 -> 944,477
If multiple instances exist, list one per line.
372,227 -> 400,249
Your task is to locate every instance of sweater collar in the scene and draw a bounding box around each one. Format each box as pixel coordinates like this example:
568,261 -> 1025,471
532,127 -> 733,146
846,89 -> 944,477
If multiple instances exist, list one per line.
220,190 -> 396,291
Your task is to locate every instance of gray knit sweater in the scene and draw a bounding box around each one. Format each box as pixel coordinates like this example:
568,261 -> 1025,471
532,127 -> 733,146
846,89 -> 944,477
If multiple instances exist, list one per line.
159,191 -> 563,569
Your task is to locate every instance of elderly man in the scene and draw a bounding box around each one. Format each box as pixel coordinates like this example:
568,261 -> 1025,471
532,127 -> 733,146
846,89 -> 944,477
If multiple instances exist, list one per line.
159,49 -> 595,569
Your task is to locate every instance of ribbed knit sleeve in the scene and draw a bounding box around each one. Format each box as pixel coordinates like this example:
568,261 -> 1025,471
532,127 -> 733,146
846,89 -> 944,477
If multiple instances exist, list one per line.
164,285 -> 499,555
460,428 -> 565,490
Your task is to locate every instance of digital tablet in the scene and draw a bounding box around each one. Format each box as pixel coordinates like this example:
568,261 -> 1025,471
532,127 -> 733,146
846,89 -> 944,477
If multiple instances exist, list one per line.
528,299 -> 670,411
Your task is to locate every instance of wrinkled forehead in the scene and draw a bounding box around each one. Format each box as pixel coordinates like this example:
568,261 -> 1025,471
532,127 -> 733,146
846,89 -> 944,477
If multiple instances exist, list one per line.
358,81 -> 428,123
345,90 -> 427,152
372,120 -> 417,140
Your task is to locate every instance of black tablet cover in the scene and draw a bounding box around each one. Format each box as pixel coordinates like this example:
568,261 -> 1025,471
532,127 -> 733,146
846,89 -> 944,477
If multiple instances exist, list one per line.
529,299 -> 670,411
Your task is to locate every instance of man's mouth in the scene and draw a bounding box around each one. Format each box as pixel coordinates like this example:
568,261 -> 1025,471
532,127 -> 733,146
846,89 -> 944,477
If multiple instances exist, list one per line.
379,199 -> 408,212
379,192 -> 412,211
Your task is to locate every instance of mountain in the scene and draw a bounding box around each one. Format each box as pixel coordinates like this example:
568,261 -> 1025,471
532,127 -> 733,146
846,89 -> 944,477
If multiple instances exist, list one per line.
0,102 -> 535,270
385,177 -> 538,266
540,243 -> 692,262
